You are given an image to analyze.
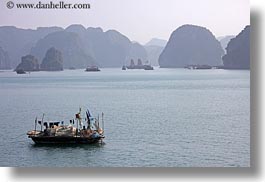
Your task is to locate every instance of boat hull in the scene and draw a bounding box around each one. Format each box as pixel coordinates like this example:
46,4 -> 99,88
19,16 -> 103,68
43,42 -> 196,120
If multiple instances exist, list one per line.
30,136 -> 103,144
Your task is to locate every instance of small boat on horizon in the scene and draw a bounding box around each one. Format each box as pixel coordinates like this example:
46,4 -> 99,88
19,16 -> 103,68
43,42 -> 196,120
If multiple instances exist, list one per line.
85,66 -> 100,72
184,64 -> 212,70
143,65 -> 154,70
69,67 -> 76,70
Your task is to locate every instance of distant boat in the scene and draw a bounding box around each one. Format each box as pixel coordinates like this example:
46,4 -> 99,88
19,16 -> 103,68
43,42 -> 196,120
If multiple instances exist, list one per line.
184,65 -> 212,69
85,66 -> 100,72
69,67 -> 76,70
127,59 -> 144,69
126,59 -> 154,70
144,65 -> 154,70
16,69 -> 26,74
122,65 -> 126,70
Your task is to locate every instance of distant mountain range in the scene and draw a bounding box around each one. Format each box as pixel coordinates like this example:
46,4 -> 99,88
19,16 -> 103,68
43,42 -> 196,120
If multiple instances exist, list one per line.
0,24 -> 249,70
0,25 -> 149,69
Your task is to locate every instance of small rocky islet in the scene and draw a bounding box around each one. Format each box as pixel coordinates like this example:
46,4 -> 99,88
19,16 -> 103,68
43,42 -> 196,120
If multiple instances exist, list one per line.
40,47 -> 63,71
15,55 -> 40,72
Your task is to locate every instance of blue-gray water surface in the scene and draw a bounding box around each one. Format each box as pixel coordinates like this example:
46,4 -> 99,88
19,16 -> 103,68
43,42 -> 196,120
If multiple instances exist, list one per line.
0,68 -> 250,167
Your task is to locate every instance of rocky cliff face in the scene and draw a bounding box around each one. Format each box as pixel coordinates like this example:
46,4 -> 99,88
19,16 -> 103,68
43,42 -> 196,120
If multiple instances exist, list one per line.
159,24 -> 224,68
15,55 -> 39,71
41,47 -> 63,71
0,47 -> 11,69
66,25 -> 147,67
97,29 -> 132,67
222,26 -> 250,69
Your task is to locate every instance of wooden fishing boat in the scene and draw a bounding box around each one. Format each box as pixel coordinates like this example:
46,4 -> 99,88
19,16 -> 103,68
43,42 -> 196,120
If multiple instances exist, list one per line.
27,109 -> 105,144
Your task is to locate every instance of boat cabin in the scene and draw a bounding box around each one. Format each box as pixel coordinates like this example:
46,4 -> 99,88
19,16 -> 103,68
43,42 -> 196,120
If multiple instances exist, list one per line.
43,121 -> 60,129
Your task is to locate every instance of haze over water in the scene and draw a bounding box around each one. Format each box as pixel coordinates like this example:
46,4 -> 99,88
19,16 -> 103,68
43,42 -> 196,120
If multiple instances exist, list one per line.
0,68 -> 249,167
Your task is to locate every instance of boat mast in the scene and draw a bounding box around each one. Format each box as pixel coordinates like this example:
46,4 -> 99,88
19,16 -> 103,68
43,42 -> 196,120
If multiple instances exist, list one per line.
75,108 -> 82,136
41,114 -> 45,132
102,112 -> 104,133
97,114 -> 100,128
76,117 -> 78,136
34,117 -> 37,136
79,108 -> 83,130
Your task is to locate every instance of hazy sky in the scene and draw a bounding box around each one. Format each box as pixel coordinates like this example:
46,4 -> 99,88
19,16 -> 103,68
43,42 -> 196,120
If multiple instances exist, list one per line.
0,0 -> 249,44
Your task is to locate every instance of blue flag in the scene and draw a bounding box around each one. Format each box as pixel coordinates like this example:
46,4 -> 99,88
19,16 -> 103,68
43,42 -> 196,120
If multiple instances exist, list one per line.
86,109 -> 91,118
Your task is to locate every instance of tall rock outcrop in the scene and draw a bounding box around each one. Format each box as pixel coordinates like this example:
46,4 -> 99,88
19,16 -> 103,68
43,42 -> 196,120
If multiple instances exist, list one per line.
159,24 -> 224,67
222,25 -> 250,69
41,47 -> 63,71
15,55 -> 39,71
0,47 -> 11,69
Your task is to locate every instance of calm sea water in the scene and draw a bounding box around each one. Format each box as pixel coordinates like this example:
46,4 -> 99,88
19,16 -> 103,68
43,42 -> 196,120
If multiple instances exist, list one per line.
0,68 -> 250,167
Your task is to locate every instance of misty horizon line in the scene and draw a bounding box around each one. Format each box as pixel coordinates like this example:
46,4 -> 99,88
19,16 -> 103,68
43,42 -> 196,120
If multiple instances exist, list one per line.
0,23 -> 250,45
